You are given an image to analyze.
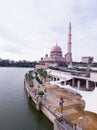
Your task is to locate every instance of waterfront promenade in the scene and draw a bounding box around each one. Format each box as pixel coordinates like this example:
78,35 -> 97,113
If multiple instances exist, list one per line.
25,70 -> 97,130
45,84 -> 97,130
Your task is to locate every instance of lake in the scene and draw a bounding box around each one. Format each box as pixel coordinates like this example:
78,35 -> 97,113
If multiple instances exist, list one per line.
0,67 -> 53,130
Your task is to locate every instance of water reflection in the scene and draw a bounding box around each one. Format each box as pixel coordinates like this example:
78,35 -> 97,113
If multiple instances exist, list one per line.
27,98 -> 53,130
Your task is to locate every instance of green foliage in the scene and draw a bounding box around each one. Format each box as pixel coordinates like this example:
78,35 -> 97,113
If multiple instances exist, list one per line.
36,76 -> 42,84
28,71 -> 34,80
75,68 -> 86,71
38,91 -> 44,96
0,59 -> 38,67
37,69 -> 47,78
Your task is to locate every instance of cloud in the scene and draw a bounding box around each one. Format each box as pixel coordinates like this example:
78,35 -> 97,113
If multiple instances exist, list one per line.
0,0 -> 97,61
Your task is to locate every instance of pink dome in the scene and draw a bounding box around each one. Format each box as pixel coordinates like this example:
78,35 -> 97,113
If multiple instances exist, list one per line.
51,44 -> 62,53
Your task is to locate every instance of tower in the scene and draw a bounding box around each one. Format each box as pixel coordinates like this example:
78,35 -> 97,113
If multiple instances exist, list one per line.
68,22 -> 72,54
65,22 -> 72,65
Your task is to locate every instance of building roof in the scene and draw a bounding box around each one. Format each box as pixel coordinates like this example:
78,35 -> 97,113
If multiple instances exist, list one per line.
51,44 -> 62,53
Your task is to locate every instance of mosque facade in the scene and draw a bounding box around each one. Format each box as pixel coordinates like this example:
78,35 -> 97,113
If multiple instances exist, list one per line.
36,23 -> 72,69
40,44 -> 66,67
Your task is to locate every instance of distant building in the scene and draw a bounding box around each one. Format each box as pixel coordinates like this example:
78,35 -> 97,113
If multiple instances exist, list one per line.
82,57 -> 94,63
35,23 -> 72,70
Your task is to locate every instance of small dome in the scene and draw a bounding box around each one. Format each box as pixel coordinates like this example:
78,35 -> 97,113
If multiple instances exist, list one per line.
41,57 -> 43,60
45,54 -> 48,57
51,44 -> 62,53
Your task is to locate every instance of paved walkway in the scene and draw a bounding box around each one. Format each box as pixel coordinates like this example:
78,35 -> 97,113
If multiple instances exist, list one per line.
43,83 -> 97,130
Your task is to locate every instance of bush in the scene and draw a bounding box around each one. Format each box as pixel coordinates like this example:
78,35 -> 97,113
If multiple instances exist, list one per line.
38,69 -> 47,78
76,68 -> 86,71
28,71 -> 34,80
38,91 -> 44,96
36,76 -> 42,84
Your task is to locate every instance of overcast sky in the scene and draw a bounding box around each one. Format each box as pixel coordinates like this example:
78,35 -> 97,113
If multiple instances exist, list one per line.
0,0 -> 97,62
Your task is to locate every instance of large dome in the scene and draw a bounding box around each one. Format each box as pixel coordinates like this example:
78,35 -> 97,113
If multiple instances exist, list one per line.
51,44 -> 62,53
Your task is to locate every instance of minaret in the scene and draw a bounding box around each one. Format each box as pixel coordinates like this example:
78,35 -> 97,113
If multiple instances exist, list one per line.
66,22 -> 72,65
68,22 -> 72,54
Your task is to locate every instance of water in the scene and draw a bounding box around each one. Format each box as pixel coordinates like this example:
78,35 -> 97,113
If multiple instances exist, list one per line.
0,67 -> 53,130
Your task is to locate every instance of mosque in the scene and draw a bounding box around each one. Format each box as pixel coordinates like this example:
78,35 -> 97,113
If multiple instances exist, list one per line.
36,23 -> 72,69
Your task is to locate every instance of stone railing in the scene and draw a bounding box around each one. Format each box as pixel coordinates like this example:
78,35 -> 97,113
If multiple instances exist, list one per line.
42,102 -> 62,118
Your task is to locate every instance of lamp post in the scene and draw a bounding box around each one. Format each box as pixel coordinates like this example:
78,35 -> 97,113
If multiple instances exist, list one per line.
44,88 -> 47,100
78,116 -> 83,130
59,97 -> 64,114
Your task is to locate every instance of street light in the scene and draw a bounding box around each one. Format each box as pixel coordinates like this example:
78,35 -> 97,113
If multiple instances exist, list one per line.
59,97 -> 64,114
44,88 -> 47,100
78,116 -> 83,130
